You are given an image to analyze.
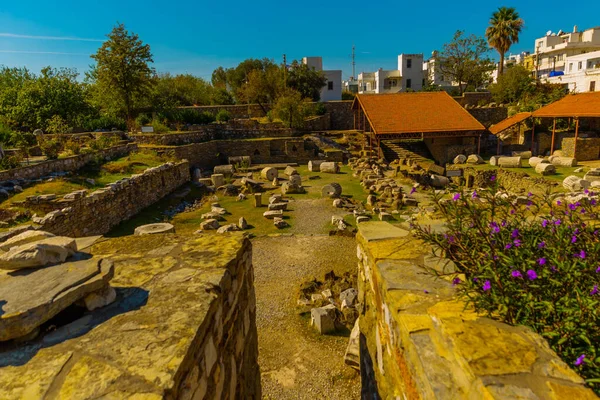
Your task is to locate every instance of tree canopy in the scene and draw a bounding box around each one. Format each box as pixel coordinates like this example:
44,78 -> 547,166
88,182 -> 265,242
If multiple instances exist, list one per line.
486,7 -> 524,76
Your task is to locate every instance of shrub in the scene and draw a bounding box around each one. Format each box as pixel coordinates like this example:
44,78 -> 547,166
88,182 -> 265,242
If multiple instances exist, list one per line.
89,135 -> 120,151
0,153 -> 23,170
135,113 -> 152,128
413,180 -> 600,393
215,109 -> 231,123
341,91 -> 356,100
39,138 -> 62,159
64,139 -> 81,155
150,119 -> 170,133
80,115 -> 127,132
163,109 -> 215,125
313,102 -> 327,116
46,115 -> 72,134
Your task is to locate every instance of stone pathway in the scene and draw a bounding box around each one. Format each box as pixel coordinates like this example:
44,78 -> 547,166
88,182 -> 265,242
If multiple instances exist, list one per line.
253,235 -> 360,399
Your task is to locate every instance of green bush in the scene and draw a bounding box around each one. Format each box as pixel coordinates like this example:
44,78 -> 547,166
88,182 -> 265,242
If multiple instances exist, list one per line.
46,115 -> 72,134
89,135 -> 120,151
150,119 -> 170,133
414,179 -> 600,393
313,102 -> 327,116
64,139 -> 81,155
0,153 -> 23,170
341,91 -> 356,100
215,109 -> 231,123
135,113 -> 152,128
39,138 -> 63,159
79,115 -> 127,132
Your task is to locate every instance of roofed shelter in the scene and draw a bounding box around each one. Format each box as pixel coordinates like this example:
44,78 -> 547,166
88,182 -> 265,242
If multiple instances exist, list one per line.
489,112 -> 532,154
532,92 -> 600,158
352,92 -> 486,164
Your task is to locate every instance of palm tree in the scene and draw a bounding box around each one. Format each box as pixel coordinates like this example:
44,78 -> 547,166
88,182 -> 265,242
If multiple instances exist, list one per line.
486,7 -> 524,76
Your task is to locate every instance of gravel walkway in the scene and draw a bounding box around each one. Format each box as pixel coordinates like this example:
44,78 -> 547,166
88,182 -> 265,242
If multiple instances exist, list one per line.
286,198 -> 351,235
253,235 -> 360,399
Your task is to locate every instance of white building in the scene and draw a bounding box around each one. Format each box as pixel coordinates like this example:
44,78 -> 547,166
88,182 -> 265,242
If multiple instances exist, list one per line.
533,26 -> 600,79
357,53 -> 424,94
423,52 -> 456,90
342,77 -> 359,94
302,57 -> 342,102
545,50 -> 600,92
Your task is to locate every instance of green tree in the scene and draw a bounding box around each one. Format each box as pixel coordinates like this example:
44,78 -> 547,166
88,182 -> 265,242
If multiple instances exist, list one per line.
211,66 -> 228,89
210,88 -> 235,105
489,65 -> 533,104
286,61 -> 327,101
437,30 -> 496,95
223,58 -> 278,101
239,66 -> 283,114
486,7 -> 524,76
89,23 -> 155,129
272,89 -> 310,128
151,73 -> 213,113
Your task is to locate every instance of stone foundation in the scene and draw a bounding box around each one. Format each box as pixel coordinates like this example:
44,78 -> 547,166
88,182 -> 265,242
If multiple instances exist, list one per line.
561,137 -> 600,161
0,143 -> 137,182
356,222 -> 595,399
30,161 -> 190,237
0,233 -> 261,399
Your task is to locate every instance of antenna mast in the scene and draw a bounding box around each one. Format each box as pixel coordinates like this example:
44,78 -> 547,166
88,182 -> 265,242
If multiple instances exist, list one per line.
352,44 -> 356,79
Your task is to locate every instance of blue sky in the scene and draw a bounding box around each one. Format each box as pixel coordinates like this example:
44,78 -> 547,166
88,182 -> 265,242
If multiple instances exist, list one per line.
1,0 -> 599,81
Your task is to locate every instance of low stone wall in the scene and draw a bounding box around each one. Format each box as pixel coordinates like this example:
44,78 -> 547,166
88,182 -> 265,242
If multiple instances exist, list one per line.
149,138 -> 316,170
468,107 -> 509,128
323,100 -> 354,130
356,222 -> 595,399
303,113 -> 331,131
459,167 -> 558,194
425,137 -> 476,165
133,126 -> 296,146
561,137 -> 600,161
0,143 -> 137,183
0,233 -> 261,399
453,91 -> 493,107
31,161 -> 190,237
180,104 -> 269,118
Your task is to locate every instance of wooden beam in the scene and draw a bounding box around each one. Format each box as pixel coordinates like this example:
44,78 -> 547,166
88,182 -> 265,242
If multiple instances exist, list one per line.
550,118 -> 557,155
497,136 -> 501,155
530,119 -> 536,155
574,117 -> 580,159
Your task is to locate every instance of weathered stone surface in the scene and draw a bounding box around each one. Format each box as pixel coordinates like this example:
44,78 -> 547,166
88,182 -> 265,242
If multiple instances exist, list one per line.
238,217 -> 248,230
284,165 -> 299,176
213,164 -> 234,176
253,193 -> 262,207
356,215 -> 370,223
563,175 -> 590,192
321,182 -> 343,198
217,223 -> 241,234
134,223 -> 175,236
308,160 -> 325,172
288,174 -> 302,186
551,156 -> 578,167
340,288 -> 358,306
344,319 -> 360,370
430,174 -> 449,188
0,236 -> 77,270
0,230 -> 55,252
489,156 -> 503,166
536,163 -> 556,175
379,212 -> 393,221
280,181 -> 305,194
320,161 -> 340,174
260,167 -> 278,181
263,210 -> 283,219
83,285 -> 117,311
333,199 -> 343,208
311,306 -> 335,334
584,168 -> 600,184
0,225 -> 34,244
512,150 -> 532,158
268,202 -> 288,211
529,157 -> 545,167
466,154 -> 485,164
498,156 -> 522,168
199,219 -> 220,230
273,217 -> 288,229
453,154 -> 467,164
0,257 -> 114,341
211,174 -> 225,187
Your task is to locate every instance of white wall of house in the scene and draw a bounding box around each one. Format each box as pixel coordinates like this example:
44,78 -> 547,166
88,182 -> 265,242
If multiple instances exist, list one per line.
320,70 -> 342,101
398,53 -> 424,91
546,50 -> 600,92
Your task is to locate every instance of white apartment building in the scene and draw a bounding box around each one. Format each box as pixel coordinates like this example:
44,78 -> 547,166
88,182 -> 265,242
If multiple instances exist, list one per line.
423,52 -> 455,90
545,50 -> 600,92
302,57 -> 342,101
533,26 -> 600,79
357,53 -> 424,94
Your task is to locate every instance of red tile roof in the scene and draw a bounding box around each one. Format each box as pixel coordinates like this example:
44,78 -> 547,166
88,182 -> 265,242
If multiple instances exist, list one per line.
489,112 -> 532,135
352,92 -> 485,135
532,92 -> 600,118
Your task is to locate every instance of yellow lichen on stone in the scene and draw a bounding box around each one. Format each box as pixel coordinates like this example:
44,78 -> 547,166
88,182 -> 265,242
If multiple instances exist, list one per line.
364,236 -> 427,262
547,381 -> 598,399
58,356 -> 122,399
427,299 -> 479,321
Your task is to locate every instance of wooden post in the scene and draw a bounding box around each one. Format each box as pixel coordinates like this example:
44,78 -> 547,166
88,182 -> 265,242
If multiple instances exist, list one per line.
530,119 -> 536,155
497,136 -> 501,155
574,117 -> 580,159
550,118 -> 557,155
477,135 -> 481,155
353,108 -> 356,130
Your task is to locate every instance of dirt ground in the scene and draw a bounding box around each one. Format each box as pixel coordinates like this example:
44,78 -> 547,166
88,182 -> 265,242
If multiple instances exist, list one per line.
253,234 -> 361,399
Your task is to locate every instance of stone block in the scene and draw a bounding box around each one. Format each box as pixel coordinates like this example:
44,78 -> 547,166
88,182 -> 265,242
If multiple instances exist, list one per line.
466,154 -> 484,164
213,164 -> 234,176
528,157 -> 545,167
253,193 -> 262,207
211,174 -> 225,187
498,156 -> 522,168
453,154 -> 467,164
536,163 -> 556,175
263,210 -> 283,219
563,175 -> 590,192
284,166 -> 298,176
320,162 -> 340,174
512,150 -> 532,158
308,160 -> 326,172
311,307 -> 335,334
551,156 -> 577,167
260,167 -> 278,181
268,202 -> 288,211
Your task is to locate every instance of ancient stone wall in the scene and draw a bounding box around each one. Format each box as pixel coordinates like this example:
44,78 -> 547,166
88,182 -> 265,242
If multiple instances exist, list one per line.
180,104 -> 269,118
0,233 -> 261,399
467,107 -> 509,128
356,222 -> 595,399
561,137 -> 600,161
0,143 -> 137,182
322,101 -> 354,130
424,137 -> 476,165
453,92 -> 493,107
30,161 -> 190,237
303,113 -> 331,131
460,168 -> 558,194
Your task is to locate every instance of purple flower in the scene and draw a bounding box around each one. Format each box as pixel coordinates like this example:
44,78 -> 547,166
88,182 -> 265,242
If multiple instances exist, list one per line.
591,199 -> 597,206
423,290 -> 429,294
585,189 -> 590,194
490,175 -> 496,182
490,222 -> 500,234
591,285 -> 598,295
473,277 -> 479,283
550,266 -> 557,272
505,243 -> 512,250
527,270 -> 538,280
471,191 -> 478,199
596,266 -> 600,273
555,219 -> 562,226
511,229 -> 519,239
452,193 -> 461,201
538,258 -> 546,266
581,208 -> 586,214
574,354 -> 586,366
527,192 -> 533,197
510,209 -> 516,215
568,203 -> 577,211
513,239 -> 522,247
447,235 -> 455,244
527,200 -> 533,207
538,241 -> 546,249
542,219 -> 548,228
482,280 -> 491,291
501,220 -> 507,227
452,277 -> 462,286
557,200 -> 562,206
577,250 -> 586,259
410,187 -> 416,194
571,235 -> 577,244
511,270 -> 522,278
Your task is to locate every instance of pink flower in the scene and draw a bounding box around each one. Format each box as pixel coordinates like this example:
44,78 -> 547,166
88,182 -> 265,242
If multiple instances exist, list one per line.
526,270 -> 538,280
591,285 -> 598,296
482,280 -> 491,291
452,193 -> 461,201
511,270 -> 522,278
574,354 -> 586,366
410,187 -> 416,194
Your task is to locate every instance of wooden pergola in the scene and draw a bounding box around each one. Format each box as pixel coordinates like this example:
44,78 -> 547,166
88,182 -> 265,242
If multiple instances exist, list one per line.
489,112 -> 532,154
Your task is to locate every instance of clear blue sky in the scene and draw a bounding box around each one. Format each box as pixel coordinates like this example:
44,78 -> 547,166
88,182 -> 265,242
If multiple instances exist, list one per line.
1,0 -> 599,81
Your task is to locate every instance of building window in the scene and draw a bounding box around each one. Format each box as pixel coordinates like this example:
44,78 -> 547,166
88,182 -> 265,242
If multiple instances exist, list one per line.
407,58 -> 412,68
328,81 -> 334,90
390,80 -> 397,87
578,61 -> 583,70
569,63 -> 573,72
591,81 -> 596,92
406,79 -> 412,89
422,78 -> 426,86
557,54 -> 564,61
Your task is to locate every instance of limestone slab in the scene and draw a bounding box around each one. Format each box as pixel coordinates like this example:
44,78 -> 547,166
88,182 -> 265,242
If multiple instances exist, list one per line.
0,257 -> 114,341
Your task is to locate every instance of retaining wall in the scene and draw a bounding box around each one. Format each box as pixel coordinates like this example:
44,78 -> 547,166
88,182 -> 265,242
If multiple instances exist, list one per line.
561,137 -> 600,161
453,92 -> 493,107
0,143 -> 137,183
30,161 -> 190,237
468,107 -> 509,128
356,221 -> 595,399
133,126 -> 296,146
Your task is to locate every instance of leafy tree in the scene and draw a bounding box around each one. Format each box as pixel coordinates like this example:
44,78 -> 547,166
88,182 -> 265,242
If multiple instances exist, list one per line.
486,7 -> 524,76
211,66 -> 228,89
223,58 -> 278,101
151,73 -> 212,113
211,88 -> 235,105
489,65 -> 534,104
436,31 -> 496,95
272,89 -> 310,128
420,78 -> 443,92
89,23 -> 155,129
341,91 -> 356,100
46,115 -> 72,134
286,61 -> 327,101
239,67 -> 283,114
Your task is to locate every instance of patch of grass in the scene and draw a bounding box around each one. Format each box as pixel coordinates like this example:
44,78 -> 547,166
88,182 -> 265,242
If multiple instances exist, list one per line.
295,165 -> 367,203
470,158 -> 585,186
1,181 -> 86,209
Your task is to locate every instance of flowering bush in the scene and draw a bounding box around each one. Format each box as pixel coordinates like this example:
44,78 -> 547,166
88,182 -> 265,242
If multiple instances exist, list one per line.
414,177 -> 600,392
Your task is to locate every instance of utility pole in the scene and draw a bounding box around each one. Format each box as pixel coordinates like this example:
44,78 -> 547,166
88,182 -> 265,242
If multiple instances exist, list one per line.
283,54 -> 287,88
352,44 -> 356,80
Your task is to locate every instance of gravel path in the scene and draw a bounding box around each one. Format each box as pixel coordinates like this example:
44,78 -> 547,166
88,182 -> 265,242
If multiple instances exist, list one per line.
286,198 -> 351,235
253,235 -> 360,399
